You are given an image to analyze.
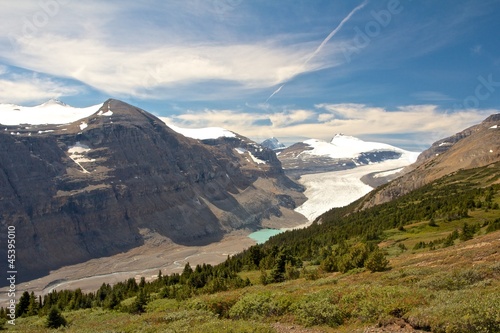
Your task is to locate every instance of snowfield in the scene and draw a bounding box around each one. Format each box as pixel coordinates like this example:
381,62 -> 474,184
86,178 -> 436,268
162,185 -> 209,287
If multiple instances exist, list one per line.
165,123 -> 236,140
0,99 -> 103,125
294,154 -> 419,224
302,134 -> 413,160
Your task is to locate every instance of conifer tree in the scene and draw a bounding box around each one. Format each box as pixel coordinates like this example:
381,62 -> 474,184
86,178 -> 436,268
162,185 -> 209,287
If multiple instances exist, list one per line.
365,248 -> 389,272
46,306 -> 67,328
27,292 -> 39,316
16,291 -> 30,317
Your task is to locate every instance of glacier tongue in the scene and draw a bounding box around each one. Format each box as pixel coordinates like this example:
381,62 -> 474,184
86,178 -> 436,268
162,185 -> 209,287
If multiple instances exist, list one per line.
294,157 -> 415,223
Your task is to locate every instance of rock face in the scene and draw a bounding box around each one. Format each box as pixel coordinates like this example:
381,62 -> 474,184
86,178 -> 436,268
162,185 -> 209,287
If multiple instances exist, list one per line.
359,114 -> 500,209
0,99 -> 305,283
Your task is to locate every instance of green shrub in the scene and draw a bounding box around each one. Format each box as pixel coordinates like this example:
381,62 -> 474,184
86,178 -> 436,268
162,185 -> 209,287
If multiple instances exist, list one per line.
164,309 -> 216,324
301,266 -> 323,280
417,268 -> 485,291
406,289 -> 500,333
292,291 -> 344,327
188,293 -> 240,319
365,248 -> 390,272
229,292 -> 290,320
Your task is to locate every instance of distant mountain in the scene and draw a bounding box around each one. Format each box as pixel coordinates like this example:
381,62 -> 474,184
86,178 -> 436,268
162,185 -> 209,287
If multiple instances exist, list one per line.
359,114 -> 500,209
278,133 -> 419,178
261,137 -> 286,150
0,99 -> 306,283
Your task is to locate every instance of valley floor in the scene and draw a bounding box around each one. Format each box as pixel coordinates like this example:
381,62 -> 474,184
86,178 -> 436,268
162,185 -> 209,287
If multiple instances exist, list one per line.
0,231 -> 256,303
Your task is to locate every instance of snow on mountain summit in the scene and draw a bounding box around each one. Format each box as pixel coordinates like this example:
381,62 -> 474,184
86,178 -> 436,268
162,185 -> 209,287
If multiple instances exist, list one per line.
164,123 -> 237,140
303,134 -> 419,163
0,100 -> 103,126
261,137 -> 286,150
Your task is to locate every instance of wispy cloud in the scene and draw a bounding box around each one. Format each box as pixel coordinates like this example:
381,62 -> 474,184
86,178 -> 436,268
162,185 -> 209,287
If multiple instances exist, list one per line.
412,91 -> 455,102
3,34 -> 331,100
0,65 -> 8,76
162,103 -> 495,150
266,0 -> 368,102
471,44 -> 483,55
0,73 -> 83,104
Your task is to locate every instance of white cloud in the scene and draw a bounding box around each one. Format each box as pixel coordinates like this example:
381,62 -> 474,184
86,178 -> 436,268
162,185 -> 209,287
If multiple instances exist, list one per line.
161,103 -> 495,149
0,1 -> 352,103
0,74 -> 83,104
2,34 -> 332,99
268,109 -> 316,127
317,103 -> 493,139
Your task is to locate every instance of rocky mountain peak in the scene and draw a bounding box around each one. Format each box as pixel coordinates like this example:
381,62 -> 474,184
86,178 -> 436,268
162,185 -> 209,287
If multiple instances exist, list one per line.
261,137 -> 285,150
0,99 -> 306,284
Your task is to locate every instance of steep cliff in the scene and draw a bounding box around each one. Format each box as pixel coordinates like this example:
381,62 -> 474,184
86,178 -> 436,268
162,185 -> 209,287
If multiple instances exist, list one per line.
0,99 -> 305,282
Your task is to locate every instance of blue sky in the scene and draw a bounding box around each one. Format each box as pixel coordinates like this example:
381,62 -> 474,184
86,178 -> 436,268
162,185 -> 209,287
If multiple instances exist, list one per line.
1,0 -> 499,150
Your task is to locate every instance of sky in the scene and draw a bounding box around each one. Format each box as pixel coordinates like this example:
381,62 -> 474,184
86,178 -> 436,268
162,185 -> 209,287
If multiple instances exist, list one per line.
0,0 -> 499,151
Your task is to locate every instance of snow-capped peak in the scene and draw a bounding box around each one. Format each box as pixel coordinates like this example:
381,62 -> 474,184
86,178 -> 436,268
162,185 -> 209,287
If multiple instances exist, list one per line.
164,122 -> 236,140
261,137 -> 285,150
303,135 -> 419,163
0,100 -> 103,126
39,98 -> 69,108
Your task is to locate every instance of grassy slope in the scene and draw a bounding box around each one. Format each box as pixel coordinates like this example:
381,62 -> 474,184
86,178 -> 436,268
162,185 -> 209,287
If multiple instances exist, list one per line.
8,230 -> 499,332
6,165 -> 500,333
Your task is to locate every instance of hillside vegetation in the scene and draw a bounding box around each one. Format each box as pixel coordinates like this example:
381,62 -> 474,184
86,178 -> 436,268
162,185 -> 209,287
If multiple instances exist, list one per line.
2,163 -> 499,332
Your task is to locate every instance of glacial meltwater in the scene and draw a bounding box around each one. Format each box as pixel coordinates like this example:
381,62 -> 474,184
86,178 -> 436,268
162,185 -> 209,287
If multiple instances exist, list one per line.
248,229 -> 283,244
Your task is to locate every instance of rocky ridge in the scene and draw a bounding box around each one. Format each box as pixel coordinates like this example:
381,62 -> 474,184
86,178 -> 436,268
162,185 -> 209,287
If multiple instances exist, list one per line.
0,99 -> 306,283
358,114 -> 500,209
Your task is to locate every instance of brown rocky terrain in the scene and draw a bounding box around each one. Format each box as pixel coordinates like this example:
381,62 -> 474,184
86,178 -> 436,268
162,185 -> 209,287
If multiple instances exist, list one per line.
0,99 -> 306,284
359,114 -> 500,209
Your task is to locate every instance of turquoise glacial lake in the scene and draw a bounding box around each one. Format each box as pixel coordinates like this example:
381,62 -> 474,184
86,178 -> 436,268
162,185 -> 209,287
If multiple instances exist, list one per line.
248,229 -> 283,244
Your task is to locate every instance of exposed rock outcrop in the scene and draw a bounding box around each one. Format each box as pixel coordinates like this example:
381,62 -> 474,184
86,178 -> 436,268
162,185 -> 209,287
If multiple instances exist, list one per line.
0,99 -> 305,283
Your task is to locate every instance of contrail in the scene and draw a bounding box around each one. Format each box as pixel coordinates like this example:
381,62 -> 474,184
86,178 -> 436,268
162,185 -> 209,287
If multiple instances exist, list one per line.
266,0 -> 369,103
265,84 -> 284,102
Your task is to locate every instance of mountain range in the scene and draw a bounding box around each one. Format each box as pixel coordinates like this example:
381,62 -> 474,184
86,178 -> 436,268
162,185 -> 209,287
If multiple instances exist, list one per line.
1,99 -> 498,332
0,99 -> 306,283
277,134 -> 419,179
1,98 -> 498,287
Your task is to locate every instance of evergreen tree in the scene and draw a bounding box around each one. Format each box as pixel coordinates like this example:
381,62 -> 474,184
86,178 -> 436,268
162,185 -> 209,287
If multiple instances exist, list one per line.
460,222 -> 474,241
16,291 -> 30,318
129,290 -> 147,314
365,248 -> 389,272
46,306 -> 67,329
27,292 -> 39,316
180,263 -> 193,284
104,292 -> 120,310
260,268 -> 269,285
